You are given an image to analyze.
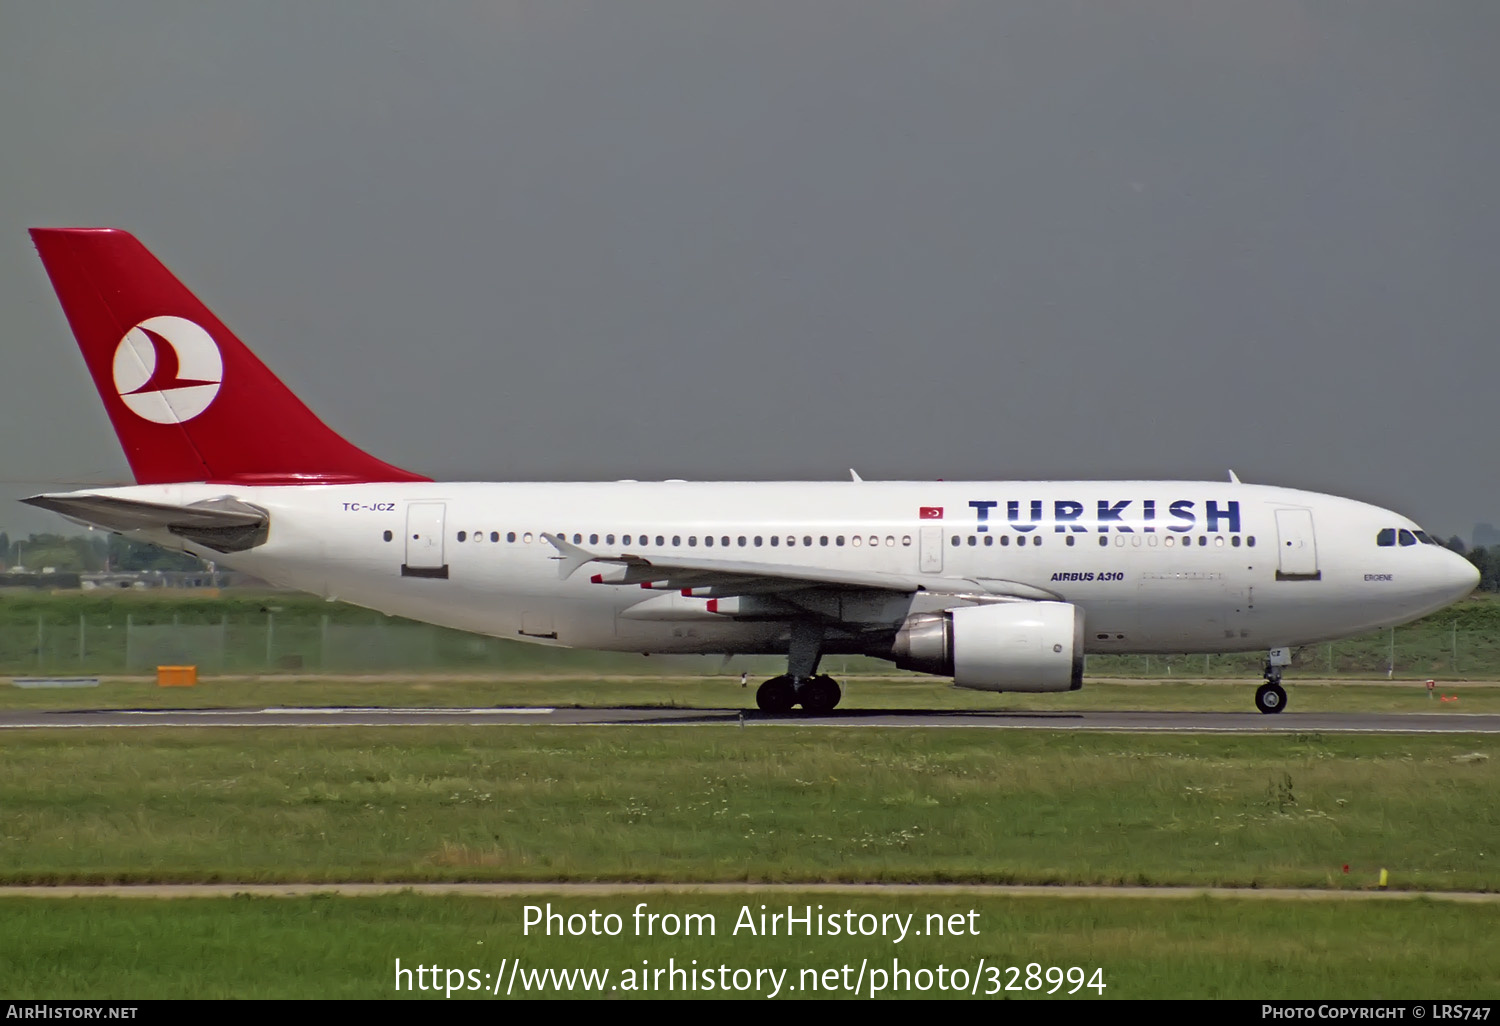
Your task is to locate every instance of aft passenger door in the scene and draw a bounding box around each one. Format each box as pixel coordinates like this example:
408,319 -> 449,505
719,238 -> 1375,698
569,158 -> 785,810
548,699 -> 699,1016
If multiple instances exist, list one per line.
1274,509 -> 1320,581
402,502 -> 449,579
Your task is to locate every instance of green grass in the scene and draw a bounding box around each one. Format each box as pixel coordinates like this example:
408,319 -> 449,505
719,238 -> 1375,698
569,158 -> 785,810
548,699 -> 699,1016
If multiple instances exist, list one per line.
1,728 -> 1495,889
4,674 -> 1500,714
3,893 -> 1495,998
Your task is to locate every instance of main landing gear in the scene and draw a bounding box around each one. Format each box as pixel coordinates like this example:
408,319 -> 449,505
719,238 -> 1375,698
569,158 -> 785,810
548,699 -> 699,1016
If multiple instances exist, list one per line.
1255,649 -> 1291,714
755,673 -> 843,714
754,622 -> 843,714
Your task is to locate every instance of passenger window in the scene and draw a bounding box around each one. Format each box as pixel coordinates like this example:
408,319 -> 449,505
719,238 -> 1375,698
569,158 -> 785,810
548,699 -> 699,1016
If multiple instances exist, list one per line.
902,536 -> 911,546
382,530 -> 392,542
739,536 -> 747,547
1065,536 -> 1074,547
985,536 -> 994,547
589,534 -> 599,545
1098,537 -> 1108,547
836,536 -> 846,547
1247,536 -> 1256,547
605,534 -> 614,545
852,536 -> 862,547
656,536 -> 665,546
689,536 -> 698,547
704,536 -> 714,547
672,535 -> 681,547
754,536 -> 763,547
1164,536 -> 1174,547
507,532 -> 516,543
1398,529 -> 1416,547
1232,536 -> 1241,547
1002,536 -> 1011,547
457,531 -> 467,542
803,536 -> 812,547
952,535 -> 961,547
967,536 -> 976,547
1214,536 -> 1224,547
820,536 -> 829,546
787,536 -> 797,547
522,532 -> 533,544
1376,528 -> 1396,547
490,531 -> 499,542
723,537 -> 731,547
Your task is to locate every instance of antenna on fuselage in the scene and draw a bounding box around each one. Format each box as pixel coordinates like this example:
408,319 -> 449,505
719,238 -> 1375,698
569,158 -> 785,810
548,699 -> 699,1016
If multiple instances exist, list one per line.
1228,469 -> 1242,484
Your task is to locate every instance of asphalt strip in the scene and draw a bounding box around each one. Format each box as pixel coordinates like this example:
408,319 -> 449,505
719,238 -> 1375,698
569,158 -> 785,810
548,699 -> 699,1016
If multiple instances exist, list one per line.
0,883 -> 1494,901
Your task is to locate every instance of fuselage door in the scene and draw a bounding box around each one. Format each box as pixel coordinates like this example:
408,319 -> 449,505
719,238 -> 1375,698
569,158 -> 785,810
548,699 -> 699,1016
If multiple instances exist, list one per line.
920,526 -> 943,573
1274,509 -> 1321,581
402,502 -> 449,579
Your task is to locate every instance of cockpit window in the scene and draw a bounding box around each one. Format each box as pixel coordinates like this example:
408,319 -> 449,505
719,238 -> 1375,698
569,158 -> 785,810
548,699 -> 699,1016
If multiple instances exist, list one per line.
1414,530 -> 1435,545
1376,528 -> 1396,547
1398,529 -> 1417,547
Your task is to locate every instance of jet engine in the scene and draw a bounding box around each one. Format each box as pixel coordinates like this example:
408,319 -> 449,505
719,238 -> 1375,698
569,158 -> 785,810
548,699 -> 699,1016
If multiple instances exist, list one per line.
889,601 -> 1084,692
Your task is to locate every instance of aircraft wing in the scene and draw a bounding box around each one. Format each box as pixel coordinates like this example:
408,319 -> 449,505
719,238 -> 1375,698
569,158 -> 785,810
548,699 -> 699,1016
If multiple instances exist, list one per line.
540,533 -> 1058,601
21,493 -> 270,553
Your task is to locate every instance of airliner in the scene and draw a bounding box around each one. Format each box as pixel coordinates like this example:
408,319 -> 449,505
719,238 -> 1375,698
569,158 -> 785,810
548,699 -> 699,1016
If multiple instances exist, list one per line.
22,228 -> 1479,714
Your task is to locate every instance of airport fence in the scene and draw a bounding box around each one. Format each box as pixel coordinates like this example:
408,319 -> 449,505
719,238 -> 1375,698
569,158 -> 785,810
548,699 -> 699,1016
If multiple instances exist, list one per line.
0,606 -> 1496,680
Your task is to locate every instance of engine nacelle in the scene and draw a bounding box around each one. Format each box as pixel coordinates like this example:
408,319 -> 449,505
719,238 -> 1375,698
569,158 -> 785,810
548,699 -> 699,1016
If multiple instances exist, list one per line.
890,601 -> 1084,692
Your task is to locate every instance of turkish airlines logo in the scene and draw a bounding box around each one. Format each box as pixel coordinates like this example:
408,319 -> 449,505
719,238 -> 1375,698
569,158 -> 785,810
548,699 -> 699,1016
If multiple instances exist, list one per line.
112,316 -> 223,424
919,507 -> 944,520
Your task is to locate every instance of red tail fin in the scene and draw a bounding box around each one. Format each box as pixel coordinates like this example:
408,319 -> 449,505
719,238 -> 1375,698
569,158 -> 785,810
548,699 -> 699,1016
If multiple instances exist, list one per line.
30,228 -> 428,485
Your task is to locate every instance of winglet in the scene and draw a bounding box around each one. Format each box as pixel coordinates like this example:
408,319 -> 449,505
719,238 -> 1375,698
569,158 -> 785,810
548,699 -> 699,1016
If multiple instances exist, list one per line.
1228,469 -> 1242,484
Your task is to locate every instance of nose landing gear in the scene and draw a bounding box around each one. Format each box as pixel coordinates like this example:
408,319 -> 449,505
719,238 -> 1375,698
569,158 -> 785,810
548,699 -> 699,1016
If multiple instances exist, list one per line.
1255,649 -> 1291,714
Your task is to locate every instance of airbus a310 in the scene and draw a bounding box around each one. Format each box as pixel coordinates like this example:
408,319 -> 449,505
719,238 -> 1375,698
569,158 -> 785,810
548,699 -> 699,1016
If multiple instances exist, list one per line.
22,228 -> 1479,713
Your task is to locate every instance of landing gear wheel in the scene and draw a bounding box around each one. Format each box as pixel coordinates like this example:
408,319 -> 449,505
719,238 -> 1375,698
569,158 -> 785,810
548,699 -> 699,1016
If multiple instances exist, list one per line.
1255,682 -> 1287,714
756,675 -> 797,714
798,675 -> 842,714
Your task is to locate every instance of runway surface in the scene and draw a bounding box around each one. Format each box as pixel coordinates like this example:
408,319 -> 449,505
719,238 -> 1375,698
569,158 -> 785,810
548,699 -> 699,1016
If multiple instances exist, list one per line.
2,705 -> 1499,732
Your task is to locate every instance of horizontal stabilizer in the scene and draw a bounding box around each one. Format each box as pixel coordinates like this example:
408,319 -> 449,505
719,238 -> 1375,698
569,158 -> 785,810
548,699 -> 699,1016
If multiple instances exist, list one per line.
21,493 -> 269,553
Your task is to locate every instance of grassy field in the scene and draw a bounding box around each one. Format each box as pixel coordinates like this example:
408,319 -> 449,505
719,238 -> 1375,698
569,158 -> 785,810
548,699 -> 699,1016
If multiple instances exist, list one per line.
4,673 -> 1500,714
1,728 -> 1494,890
4,892 -> 1496,998
1,589 -> 1497,679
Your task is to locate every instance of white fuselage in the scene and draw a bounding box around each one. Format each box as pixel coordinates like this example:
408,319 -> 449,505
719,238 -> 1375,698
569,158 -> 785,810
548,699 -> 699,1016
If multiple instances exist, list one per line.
79,479 -> 1478,659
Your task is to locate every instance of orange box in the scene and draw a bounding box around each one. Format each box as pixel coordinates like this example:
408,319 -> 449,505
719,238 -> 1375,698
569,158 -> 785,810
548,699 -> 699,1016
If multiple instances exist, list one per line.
156,665 -> 197,687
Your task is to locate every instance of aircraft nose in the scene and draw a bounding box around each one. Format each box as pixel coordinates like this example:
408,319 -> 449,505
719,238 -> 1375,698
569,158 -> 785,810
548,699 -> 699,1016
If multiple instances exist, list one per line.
1435,549 -> 1480,602
1450,551 -> 1481,596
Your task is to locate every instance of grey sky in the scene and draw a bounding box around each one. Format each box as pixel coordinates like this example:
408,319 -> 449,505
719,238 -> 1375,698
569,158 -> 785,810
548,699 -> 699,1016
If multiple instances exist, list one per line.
2,2 -> 1496,539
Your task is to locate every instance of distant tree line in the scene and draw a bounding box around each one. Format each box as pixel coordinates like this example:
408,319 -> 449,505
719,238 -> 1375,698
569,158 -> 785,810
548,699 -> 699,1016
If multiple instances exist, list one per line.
0,531 -> 203,574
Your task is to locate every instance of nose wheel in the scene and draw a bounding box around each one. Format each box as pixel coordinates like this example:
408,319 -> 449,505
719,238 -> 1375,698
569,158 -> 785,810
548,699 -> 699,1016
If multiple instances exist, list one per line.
1255,654 -> 1288,714
1255,681 -> 1287,714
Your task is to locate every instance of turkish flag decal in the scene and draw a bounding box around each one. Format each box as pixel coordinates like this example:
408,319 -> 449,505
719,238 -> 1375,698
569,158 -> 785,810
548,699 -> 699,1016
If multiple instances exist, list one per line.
919,507 -> 944,519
